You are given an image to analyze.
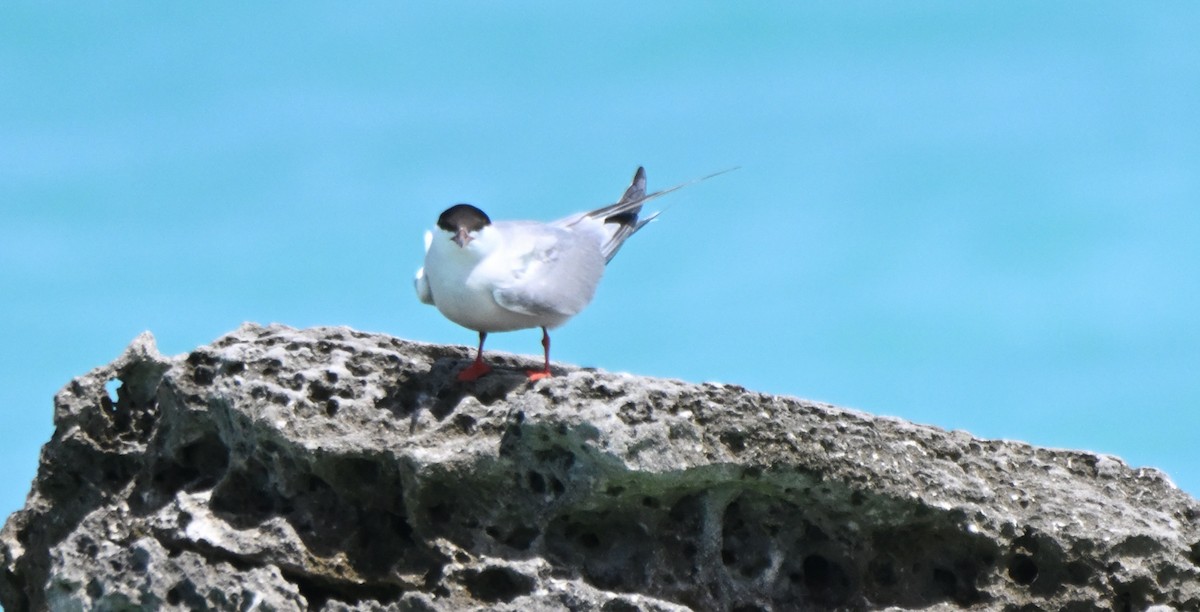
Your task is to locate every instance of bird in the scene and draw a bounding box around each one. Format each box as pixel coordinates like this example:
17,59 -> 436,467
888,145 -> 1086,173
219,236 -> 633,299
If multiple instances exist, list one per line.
415,166 -> 732,382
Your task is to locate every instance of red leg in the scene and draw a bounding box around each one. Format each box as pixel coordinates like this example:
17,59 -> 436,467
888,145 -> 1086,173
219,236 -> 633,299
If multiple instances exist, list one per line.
526,327 -> 553,381
457,331 -> 493,381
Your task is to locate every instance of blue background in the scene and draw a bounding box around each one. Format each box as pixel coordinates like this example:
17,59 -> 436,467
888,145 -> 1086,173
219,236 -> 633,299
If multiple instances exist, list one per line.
3,3 -> 1198,526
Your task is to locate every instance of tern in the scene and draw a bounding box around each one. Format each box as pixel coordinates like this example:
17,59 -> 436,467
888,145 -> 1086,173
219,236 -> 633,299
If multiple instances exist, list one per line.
415,166 -> 729,381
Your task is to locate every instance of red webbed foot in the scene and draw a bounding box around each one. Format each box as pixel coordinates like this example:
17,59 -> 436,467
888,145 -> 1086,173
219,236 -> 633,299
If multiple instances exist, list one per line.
457,360 -> 492,382
525,368 -> 552,381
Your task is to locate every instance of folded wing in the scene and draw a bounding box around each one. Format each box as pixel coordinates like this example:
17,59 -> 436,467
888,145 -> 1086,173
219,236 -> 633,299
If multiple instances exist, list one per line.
491,223 -> 605,321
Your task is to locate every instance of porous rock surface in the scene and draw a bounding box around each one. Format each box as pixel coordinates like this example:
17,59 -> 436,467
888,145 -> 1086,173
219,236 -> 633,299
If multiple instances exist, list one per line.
2,324 -> 1198,612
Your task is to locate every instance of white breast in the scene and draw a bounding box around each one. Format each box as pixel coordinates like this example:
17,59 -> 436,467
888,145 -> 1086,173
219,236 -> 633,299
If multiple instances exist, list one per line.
423,227 -> 566,332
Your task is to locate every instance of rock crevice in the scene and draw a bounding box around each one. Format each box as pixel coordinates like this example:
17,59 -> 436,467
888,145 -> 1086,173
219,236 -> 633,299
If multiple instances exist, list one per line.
2,324 -> 1197,611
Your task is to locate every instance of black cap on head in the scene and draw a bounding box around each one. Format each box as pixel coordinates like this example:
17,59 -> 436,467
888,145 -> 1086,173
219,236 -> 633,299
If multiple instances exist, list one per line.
437,204 -> 491,233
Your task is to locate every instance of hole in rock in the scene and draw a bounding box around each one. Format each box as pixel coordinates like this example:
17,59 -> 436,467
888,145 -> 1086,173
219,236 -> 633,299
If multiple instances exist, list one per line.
427,502 -> 453,524
285,569 -> 404,610
720,495 -> 773,578
1114,581 -> 1151,612
345,511 -> 416,577
1188,541 -> 1200,567
1010,604 -> 1045,612
931,567 -> 958,598
104,379 -> 121,406
210,459 -> 275,525
463,567 -> 535,603
669,494 -> 704,523
803,554 -> 851,606
504,526 -> 539,550
1012,532 -> 1040,554
928,564 -> 986,606
869,556 -> 897,587
308,381 -> 334,403
165,580 -> 205,608
192,366 -> 215,385
601,599 -> 641,612
1008,554 -> 1038,586
527,471 -> 546,494
731,605 -> 767,612
720,431 -> 746,453
1065,560 -> 1092,585
850,490 -> 867,506
454,414 -> 476,434
579,532 -> 601,549
142,432 -> 231,508
545,512 -> 653,592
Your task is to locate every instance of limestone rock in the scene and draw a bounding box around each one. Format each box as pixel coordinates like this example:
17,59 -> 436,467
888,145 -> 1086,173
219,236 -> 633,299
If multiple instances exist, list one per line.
2,323 -> 1198,611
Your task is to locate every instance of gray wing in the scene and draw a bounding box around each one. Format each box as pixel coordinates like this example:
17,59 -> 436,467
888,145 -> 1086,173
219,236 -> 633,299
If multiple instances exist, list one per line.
491,223 -> 605,319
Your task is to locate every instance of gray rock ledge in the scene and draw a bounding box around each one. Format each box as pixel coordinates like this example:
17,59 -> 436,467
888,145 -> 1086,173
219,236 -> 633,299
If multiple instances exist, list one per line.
2,323 -> 1198,611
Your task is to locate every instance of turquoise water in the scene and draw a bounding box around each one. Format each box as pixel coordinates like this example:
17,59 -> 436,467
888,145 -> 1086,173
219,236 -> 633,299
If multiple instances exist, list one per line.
2,3 -> 1198,523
